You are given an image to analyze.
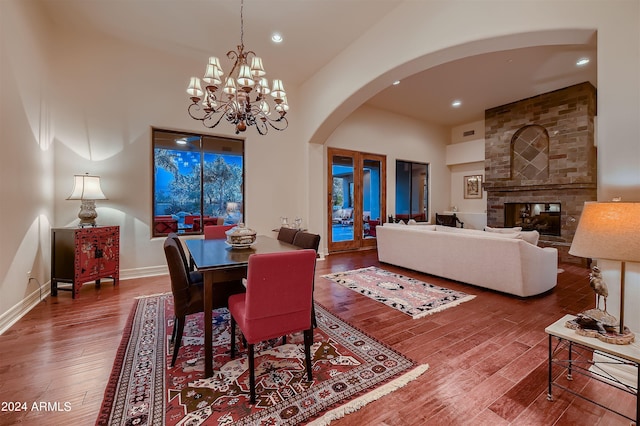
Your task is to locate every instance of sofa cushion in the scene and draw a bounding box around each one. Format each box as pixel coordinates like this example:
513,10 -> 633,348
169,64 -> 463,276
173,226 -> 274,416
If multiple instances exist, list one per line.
484,226 -> 539,245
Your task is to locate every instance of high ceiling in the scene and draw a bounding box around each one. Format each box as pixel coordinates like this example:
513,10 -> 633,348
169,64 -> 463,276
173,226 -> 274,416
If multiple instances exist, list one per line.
38,0 -> 597,128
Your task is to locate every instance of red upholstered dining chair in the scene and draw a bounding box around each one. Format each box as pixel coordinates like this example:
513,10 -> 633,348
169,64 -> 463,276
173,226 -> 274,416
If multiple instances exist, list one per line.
276,227 -> 299,244
204,224 -> 235,239
228,249 -> 317,404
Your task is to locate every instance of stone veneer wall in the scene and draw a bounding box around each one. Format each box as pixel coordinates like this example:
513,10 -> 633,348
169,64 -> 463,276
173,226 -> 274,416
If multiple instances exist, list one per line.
484,82 -> 597,263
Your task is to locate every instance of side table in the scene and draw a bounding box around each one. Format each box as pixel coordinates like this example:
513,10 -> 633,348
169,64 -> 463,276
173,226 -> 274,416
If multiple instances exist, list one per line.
546,314 -> 639,424
51,225 -> 120,298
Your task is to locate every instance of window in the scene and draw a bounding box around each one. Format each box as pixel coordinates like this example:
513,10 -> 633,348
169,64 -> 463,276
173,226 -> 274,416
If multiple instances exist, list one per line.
395,160 -> 428,222
152,128 -> 244,237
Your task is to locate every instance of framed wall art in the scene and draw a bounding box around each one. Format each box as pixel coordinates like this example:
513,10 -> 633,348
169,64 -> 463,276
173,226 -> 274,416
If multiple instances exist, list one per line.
464,175 -> 482,199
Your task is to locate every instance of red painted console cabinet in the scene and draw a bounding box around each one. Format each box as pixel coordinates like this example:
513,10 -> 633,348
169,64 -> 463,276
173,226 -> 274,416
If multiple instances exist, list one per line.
50,226 -> 120,298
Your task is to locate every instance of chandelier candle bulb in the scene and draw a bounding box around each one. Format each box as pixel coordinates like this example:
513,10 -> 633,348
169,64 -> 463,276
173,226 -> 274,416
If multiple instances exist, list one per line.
250,57 -> 265,76
257,77 -> 270,95
271,79 -> 286,99
186,77 -> 203,99
237,64 -> 254,88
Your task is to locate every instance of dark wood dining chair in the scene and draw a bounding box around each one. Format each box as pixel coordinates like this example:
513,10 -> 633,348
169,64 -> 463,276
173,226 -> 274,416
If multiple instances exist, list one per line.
228,249 -> 317,404
292,231 -> 321,327
164,236 -> 205,367
277,227 -> 299,244
168,232 -> 202,284
165,235 -> 245,366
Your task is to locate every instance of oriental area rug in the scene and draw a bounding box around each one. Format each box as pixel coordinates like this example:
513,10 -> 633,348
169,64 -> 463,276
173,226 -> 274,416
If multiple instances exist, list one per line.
97,293 -> 428,426
322,266 -> 475,319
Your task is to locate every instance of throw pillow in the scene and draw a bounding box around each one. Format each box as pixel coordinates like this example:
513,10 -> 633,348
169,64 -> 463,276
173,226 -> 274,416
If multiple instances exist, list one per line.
519,230 -> 540,245
407,219 -> 417,225
485,226 -> 523,233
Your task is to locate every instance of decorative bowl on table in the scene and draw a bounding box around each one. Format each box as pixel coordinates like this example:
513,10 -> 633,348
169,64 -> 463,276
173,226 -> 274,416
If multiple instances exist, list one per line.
225,223 -> 257,248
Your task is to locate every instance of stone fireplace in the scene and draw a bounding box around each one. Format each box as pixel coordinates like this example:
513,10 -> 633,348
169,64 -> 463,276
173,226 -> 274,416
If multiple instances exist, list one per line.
484,82 -> 597,263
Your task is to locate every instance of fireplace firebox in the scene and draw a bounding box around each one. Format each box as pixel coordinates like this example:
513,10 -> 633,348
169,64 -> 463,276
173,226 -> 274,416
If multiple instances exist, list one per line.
504,203 -> 561,236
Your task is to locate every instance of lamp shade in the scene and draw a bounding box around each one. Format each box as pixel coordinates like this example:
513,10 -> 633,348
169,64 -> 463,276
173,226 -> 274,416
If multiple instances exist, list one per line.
569,202 -> 640,262
67,174 -> 107,200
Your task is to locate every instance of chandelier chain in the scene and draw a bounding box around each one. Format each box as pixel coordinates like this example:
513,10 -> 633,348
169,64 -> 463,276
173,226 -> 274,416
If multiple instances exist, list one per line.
240,0 -> 244,47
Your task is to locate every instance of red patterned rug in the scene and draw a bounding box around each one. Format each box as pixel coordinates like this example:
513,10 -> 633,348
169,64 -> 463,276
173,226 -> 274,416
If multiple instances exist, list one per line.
322,266 -> 475,319
97,293 -> 428,425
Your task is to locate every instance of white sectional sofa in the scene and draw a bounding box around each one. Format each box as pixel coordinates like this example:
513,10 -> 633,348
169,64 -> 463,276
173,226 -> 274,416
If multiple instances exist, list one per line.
376,223 -> 558,297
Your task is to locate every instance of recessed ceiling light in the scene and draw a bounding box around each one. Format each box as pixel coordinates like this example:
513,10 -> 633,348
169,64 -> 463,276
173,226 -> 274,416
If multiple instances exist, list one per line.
576,58 -> 590,66
392,80 -> 400,86
176,138 -> 187,145
451,100 -> 462,108
271,33 -> 283,43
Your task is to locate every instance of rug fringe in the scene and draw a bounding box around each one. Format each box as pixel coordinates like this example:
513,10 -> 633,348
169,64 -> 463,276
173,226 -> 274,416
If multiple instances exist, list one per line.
306,363 -> 430,426
412,295 -> 476,319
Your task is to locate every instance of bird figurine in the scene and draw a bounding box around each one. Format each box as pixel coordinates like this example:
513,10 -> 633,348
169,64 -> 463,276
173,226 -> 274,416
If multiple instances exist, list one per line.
589,266 -> 608,312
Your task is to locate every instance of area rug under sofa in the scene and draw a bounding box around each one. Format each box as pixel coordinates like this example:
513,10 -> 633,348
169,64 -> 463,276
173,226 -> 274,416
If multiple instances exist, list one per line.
96,293 -> 428,425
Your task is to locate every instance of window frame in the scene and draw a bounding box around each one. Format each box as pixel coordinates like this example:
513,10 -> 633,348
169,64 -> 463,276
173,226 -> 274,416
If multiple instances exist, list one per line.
395,160 -> 429,222
151,127 -> 245,237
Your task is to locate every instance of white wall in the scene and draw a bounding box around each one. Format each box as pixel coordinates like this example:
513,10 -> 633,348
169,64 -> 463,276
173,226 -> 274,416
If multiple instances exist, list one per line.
0,0 -> 55,332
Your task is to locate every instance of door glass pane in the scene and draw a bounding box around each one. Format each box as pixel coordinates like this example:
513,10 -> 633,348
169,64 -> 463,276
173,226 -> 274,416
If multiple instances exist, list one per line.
331,155 -> 354,243
363,159 -> 382,239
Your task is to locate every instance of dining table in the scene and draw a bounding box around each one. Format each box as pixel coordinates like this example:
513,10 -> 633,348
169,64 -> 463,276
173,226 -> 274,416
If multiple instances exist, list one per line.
185,235 -> 300,378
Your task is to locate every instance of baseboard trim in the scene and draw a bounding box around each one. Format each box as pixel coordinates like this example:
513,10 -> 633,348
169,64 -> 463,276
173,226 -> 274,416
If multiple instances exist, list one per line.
0,265 -> 169,335
0,283 -> 50,335
119,265 -> 168,281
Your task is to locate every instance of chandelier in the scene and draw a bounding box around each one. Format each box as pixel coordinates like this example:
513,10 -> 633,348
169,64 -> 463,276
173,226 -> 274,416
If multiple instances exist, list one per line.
186,0 -> 289,135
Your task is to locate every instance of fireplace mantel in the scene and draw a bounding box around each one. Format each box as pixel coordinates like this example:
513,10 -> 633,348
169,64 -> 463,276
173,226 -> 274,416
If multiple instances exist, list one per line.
484,183 -> 597,193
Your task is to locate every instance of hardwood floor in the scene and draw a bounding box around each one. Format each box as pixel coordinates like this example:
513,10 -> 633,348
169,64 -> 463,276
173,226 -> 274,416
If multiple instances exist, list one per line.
0,250 -> 635,425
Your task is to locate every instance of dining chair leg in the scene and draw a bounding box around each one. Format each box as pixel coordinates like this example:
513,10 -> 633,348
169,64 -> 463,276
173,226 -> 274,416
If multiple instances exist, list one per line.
311,304 -> 317,328
248,343 -> 256,404
170,316 -> 178,345
303,328 -> 313,381
171,316 -> 185,367
230,316 -> 237,359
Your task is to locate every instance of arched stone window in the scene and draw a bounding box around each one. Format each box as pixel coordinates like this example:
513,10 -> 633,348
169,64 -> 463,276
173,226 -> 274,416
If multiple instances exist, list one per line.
511,124 -> 549,180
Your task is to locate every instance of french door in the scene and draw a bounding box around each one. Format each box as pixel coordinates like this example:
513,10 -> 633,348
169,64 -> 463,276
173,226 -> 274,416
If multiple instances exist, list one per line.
327,148 -> 386,252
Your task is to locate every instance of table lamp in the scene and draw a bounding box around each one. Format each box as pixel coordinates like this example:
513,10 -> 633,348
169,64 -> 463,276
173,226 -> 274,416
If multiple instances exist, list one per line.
67,173 -> 107,227
569,201 -> 640,336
